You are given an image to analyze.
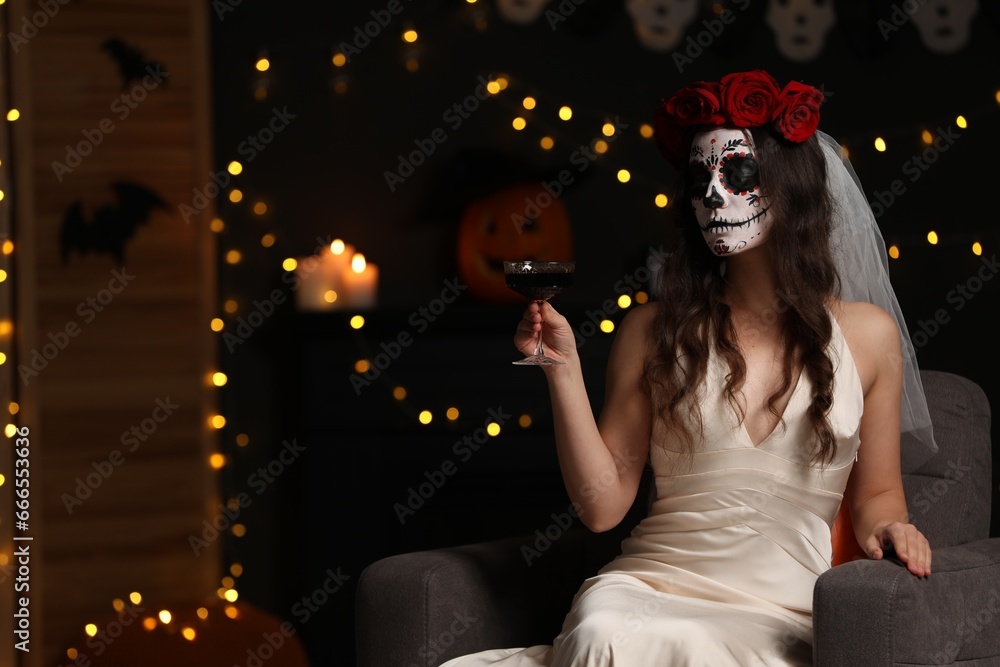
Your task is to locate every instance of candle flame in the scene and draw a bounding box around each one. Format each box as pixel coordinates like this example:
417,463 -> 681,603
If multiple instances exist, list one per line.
331,239 -> 346,255
352,254 -> 366,273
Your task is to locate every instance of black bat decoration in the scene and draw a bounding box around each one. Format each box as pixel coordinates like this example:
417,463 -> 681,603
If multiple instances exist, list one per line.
101,37 -> 166,90
60,181 -> 169,264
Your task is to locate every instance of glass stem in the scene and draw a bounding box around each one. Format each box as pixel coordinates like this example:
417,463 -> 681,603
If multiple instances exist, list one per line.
534,300 -> 544,357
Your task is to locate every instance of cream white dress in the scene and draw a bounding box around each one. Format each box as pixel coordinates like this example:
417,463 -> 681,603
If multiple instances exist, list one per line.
440,309 -> 863,667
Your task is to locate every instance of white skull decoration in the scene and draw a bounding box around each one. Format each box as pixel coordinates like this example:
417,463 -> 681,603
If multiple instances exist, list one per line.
911,0 -> 979,54
626,0 -> 700,52
688,128 -> 772,257
766,0 -> 836,62
496,0 -> 552,24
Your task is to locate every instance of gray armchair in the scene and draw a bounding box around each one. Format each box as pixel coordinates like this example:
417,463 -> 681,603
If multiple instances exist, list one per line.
357,371 -> 999,666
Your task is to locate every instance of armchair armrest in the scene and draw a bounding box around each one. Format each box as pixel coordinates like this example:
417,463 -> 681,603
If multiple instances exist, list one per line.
813,538 -> 1000,667
356,529 -> 593,667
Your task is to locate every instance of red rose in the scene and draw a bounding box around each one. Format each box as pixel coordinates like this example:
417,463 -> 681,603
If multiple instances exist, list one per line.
663,81 -> 725,127
772,81 -> 824,142
720,70 -> 780,127
653,101 -> 691,169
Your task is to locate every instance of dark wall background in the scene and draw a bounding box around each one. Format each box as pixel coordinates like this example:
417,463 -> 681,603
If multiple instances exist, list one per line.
208,2 -> 1000,665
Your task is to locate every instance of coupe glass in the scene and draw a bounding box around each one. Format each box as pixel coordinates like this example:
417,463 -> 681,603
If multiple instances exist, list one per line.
504,260 -> 575,366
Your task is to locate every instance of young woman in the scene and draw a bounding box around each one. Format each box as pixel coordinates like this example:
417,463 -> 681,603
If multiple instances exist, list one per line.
440,70 -> 937,667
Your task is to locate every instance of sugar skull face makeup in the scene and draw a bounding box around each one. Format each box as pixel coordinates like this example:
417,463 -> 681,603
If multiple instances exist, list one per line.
688,127 -> 772,257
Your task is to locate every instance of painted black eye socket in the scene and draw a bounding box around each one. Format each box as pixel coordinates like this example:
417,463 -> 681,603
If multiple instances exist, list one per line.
686,162 -> 712,199
721,156 -> 760,193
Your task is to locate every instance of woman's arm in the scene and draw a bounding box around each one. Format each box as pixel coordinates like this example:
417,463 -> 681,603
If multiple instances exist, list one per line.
519,300 -> 655,532
843,302 -> 931,577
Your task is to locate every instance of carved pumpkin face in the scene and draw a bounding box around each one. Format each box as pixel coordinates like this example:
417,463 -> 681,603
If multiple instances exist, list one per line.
457,183 -> 574,302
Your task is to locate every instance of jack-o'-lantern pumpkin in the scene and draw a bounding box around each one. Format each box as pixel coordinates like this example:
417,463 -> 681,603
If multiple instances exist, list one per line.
457,183 -> 574,302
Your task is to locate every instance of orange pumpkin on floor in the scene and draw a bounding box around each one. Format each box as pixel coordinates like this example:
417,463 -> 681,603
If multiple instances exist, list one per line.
457,183 -> 574,302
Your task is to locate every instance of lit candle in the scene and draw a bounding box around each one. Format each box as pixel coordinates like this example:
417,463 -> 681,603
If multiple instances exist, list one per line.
348,254 -> 378,310
323,240 -> 353,309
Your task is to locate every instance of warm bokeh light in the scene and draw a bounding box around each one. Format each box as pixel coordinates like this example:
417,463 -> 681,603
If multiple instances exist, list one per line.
9,402 -> 19,415
261,233 -> 276,248
446,407 -> 459,420
67,649 -> 79,660
0,269 -> 7,282
197,607 -> 209,620
210,217 -> 225,233
874,137 -> 886,152
227,161 -> 242,175
209,453 -> 226,469
182,627 -> 196,641
231,524 -> 246,537
927,230 -> 939,245
255,58 -> 269,72
635,291 -> 649,304
222,576 -> 235,588
519,414 -> 532,428
0,320 -> 11,335
403,29 -> 418,43
2,239 -> 13,254
512,117 -> 526,130
331,239 -> 346,254
210,414 -> 226,429
956,115 -> 968,129
130,592 -> 142,605
639,123 -> 654,138
602,122 -> 616,137
236,433 -> 249,447
921,130 -> 933,145
225,250 -> 242,264
224,299 -> 238,313
496,75 -> 508,90
282,258 -> 298,271
617,169 -> 631,183
211,318 -> 224,332
972,242 -> 983,256
558,106 -> 572,121
225,606 -> 239,619
158,610 -> 172,624
213,372 -> 227,386
486,422 -> 501,436
522,96 -> 536,110
655,194 -> 669,208
354,359 -> 370,373
6,109 -> 19,121
4,424 -> 16,438
486,80 -> 500,95
332,52 -> 346,67
352,253 -> 366,272
888,245 -> 900,259
85,624 -> 97,637
618,295 -> 632,308
253,201 -> 267,215
594,140 -> 608,154
350,315 -> 365,329
540,136 -> 554,150
393,386 -> 407,400
600,320 -> 614,333
324,290 -> 338,303
418,410 -> 432,425
230,563 -> 244,577
229,189 -> 243,203
143,617 -> 157,631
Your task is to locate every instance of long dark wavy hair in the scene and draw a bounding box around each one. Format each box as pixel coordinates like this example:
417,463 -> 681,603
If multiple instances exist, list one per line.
642,125 -> 841,468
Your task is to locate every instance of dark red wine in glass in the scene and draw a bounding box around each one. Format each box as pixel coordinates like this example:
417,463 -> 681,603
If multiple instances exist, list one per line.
504,261 -> 575,366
